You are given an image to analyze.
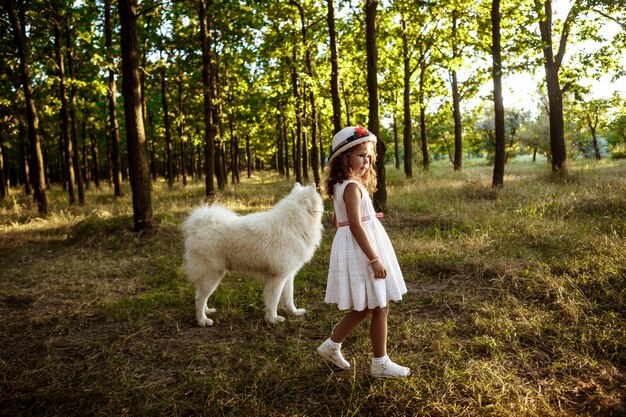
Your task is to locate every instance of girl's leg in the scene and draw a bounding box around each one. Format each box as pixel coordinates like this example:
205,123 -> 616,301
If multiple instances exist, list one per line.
330,309 -> 373,343
318,309 -> 373,370
370,306 -> 389,358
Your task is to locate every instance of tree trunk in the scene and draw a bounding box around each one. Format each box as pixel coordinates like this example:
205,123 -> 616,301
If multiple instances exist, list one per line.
587,115 -> 602,160
291,0 -> 320,187
393,111 -> 399,170
104,0 -> 122,197
19,121 -> 31,195
118,0 -> 155,231
419,61 -> 429,171
246,134 -> 252,179
161,67 -> 174,188
0,141 -> 6,198
327,0 -> 342,134
366,0 -> 385,212
7,0 -> 47,213
212,57 -> 225,190
178,77 -> 187,186
290,42 -> 303,184
536,0 -> 577,175
66,20 -> 84,204
53,9 -> 76,204
199,0 -> 215,196
341,80 -> 351,126
451,10 -> 463,171
491,0 -> 506,188
401,18 -> 412,178
89,126 -> 100,188
282,112 -> 290,179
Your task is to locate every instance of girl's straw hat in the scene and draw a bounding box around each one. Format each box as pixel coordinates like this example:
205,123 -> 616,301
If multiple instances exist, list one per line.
328,126 -> 377,162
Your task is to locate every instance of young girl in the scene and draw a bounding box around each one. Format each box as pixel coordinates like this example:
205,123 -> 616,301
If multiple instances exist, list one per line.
316,126 -> 410,378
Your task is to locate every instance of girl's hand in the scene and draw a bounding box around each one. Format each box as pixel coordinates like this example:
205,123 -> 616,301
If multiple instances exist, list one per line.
371,259 -> 387,279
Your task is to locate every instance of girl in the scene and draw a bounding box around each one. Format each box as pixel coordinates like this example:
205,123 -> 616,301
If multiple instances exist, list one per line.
316,126 -> 410,378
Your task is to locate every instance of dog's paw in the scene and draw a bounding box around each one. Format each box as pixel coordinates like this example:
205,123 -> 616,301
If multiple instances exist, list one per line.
292,308 -> 306,316
266,315 -> 285,324
197,318 -> 214,327
205,307 -> 216,314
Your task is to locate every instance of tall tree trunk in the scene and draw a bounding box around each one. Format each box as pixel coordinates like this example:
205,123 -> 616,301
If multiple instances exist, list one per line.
82,121 -> 90,189
148,111 -> 157,181
66,20 -> 84,204
393,111 -> 399,170
291,43 -> 302,184
291,0 -> 320,187
327,0 -> 342,134
401,18 -> 412,178
6,0 -> 47,213
341,80 -> 351,126
161,67 -> 173,188
246,134 -> 252,179
492,0 -> 506,188
118,0 -> 155,231
451,9 -> 463,171
536,0 -> 578,175
586,114 -> 602,160
282,113 -> 290,179
199,0 -> 215,196
89,126 -> 100,188
366,0 -> 385,212
418,61 -> 429,171
105,0 -> 122,197
53,9 -> 76,204
0,141 -> 6,198
18,121 -> 31,195
212,58 -> 225,190
178,77 -> 187,186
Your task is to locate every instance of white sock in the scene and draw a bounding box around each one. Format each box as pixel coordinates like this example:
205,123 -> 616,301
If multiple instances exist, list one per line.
372,354 -> 389,365
325,338 -> 342,350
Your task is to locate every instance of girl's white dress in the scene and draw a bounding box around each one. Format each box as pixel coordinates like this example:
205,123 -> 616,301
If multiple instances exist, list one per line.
325,180 -> 407,311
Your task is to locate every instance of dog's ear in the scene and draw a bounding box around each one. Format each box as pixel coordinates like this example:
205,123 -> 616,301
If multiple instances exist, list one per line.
292,182 -> 302,191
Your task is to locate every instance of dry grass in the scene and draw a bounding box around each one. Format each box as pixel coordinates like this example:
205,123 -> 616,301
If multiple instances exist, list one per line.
1,160 -> 625,416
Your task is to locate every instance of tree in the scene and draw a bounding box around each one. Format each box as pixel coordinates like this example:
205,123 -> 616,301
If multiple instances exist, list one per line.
491,0 -> 505,187
104,0 -> 122,197
533,0 -> 578,175
118,0 -> 155,231
327,0 -> 342,134
6,0 -> 47,214
366,0 -> 385,212
199,0 -> 215,197
52,3 -> 77,203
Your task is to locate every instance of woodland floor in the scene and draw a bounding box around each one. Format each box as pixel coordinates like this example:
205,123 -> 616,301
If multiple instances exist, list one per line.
1,159 -> 625,416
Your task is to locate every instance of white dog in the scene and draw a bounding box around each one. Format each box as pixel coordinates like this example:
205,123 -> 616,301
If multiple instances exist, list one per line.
182,183 -> 324,326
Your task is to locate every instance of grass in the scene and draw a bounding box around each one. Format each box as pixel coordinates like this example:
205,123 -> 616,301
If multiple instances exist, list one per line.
1,160 -> 625,416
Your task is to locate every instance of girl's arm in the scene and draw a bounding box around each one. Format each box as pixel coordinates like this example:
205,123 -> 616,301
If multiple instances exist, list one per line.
344,182 -> 387,279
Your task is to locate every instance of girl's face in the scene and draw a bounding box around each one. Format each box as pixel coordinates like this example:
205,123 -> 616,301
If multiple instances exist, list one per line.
348,142 -> 374,179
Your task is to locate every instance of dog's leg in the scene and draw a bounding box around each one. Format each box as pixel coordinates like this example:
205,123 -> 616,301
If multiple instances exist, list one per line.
194,272 -> 223,327
280,273 -> 306,317
263,278 -> 286,324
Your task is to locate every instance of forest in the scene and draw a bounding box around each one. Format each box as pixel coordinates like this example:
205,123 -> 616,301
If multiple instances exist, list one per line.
1,0 -> 625,229
1,1 -> 626,415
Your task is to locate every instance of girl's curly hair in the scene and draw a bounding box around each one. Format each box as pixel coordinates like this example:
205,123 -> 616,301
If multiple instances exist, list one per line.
325,143 -> 378,198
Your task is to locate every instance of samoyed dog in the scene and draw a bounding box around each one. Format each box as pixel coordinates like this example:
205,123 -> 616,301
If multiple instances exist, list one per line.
182,183 -> 324,326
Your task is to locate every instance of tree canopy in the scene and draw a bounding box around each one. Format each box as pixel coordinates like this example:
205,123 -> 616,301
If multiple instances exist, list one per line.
1,0 -> 624,210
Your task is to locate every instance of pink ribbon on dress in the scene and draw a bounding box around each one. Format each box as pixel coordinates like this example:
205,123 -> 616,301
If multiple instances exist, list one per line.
337,212 -> 384,227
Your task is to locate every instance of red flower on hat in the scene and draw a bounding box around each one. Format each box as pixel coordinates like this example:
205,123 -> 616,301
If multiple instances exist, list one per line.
354,126 -> 369,140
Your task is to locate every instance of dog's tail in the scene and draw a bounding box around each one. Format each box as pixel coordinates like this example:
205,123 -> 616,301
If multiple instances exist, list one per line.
182,205 -> 238,236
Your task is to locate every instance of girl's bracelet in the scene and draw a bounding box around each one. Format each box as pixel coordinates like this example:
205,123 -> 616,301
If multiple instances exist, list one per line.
368,256 -> 380,265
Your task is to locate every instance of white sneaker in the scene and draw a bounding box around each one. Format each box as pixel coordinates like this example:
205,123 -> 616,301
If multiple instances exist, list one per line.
370,358 -> 410,378
316,341 -> 350,370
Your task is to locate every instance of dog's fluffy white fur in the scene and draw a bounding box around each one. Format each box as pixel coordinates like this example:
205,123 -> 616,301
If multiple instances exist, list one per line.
182,183 -> 324,326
